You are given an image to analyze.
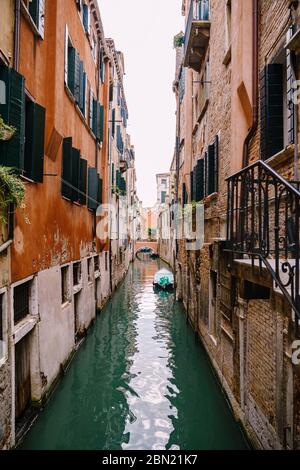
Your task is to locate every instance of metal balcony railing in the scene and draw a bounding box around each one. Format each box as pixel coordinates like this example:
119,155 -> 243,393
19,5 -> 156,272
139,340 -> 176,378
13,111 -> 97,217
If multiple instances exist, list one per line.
184,0 -> 210,56
226,160 -> 300,330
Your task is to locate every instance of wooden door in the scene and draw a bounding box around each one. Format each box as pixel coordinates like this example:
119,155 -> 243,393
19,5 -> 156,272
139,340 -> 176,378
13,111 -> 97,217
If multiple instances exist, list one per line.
15,335 -> 31,420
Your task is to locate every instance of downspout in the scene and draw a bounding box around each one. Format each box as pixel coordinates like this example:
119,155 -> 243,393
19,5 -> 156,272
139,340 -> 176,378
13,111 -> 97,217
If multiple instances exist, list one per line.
13,0 -> 21,71
290,2 -> 299,181
242,0 -> 259,168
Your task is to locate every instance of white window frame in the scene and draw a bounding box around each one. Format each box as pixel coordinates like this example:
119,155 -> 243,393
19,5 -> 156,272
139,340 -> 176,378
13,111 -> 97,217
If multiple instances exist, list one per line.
0,288 -> 8,366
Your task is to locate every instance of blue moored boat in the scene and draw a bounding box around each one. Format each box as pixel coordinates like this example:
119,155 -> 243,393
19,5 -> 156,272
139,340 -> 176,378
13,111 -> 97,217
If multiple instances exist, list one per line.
153,269 -> 174,290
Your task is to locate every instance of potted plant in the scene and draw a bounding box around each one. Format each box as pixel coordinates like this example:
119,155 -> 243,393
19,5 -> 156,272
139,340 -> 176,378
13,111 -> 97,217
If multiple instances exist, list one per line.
0,166 -> 25,225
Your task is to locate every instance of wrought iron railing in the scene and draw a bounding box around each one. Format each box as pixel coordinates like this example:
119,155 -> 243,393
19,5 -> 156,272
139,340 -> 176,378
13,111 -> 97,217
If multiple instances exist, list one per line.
184,0 -> 210,55
226,160 -> 300,326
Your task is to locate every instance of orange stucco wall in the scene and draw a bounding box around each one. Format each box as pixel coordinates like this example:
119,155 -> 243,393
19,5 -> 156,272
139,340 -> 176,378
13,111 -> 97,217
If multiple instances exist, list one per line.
12,0 -> 110,282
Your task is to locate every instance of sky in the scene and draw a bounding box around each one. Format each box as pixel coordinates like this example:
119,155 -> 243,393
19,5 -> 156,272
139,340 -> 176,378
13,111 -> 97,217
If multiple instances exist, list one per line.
99,0 -> 184,207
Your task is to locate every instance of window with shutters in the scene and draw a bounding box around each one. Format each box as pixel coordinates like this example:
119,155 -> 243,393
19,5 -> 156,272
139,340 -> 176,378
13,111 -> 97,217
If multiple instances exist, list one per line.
88,167 -> 100,211
92,34 -> 97,62
161,191 -> 166,204
260,46 -> 295,161
22,0 -> 45,39
61,138 -> 87,204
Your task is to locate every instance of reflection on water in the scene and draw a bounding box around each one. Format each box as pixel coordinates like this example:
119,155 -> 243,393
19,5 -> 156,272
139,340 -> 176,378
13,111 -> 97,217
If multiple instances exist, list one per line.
20,260 -> 248,450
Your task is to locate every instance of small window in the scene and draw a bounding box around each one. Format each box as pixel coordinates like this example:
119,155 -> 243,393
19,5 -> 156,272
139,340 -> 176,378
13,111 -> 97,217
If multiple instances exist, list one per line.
225,0 -> 232,50
105,252 -> 108,271
161,191 -> 166,204
24,0 -> 45,38
73,261 -> 82,286
61,266 -> 70,304
14,281 -> 31,324
94,255 -> 100,272
92,34 -> 97,62
88,257 -> 93,282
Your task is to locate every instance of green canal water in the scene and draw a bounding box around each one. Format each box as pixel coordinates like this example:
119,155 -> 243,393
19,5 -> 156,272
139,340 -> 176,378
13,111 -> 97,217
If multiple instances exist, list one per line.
20,260 -> 249,450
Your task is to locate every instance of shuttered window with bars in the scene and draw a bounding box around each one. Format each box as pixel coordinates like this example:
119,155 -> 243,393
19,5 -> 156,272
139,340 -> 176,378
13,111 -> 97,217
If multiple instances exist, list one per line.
207,135 -> 219,195
260,45 -> 295,161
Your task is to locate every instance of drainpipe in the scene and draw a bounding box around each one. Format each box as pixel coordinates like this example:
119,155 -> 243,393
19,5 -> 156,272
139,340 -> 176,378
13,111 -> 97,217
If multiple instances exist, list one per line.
242,0 -> 259,168
13,0 -> 21,71
290,1 -> 299,181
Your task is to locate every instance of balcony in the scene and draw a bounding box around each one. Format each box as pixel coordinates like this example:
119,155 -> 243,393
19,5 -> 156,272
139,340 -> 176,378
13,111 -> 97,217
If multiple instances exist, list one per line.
184,0 -> 210,71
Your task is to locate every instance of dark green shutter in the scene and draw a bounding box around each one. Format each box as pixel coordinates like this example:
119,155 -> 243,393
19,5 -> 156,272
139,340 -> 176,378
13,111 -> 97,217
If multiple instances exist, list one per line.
68,46 -> 76,95
78,61 -> 84,112
182,183 -> 187,206
24,101 -> 45,182
116,169 -> 121,189
260,64 -> 284,160
116,125 -> 123,154
61,137 -> 72,199
74,51 -> 81,103
204,151 -> 208,197
109,83 -> 114,102
99,49 -> 104,83
92,99 -> 97,136
89,89 -> 93,129
111,162 -> 115,186
196,159 -> 204,202
71,148 -> 80,202
0,66 -> 25,170
29,0 -> 39,26
88,167 -> 98,210
76,0 -> 82,11
96,102 -> 104,142
111,108 -> 116,138
78,158 -> 87,205
207,143 -> 215,195
83,4 -> 89,34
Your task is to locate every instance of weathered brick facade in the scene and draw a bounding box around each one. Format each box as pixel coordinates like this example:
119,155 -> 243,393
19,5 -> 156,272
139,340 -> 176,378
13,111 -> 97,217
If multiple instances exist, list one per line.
171,0 -> 300,449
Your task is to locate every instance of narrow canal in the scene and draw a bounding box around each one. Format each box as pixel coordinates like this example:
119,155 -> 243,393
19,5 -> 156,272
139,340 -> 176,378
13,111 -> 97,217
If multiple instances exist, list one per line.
20,260 -> 248,450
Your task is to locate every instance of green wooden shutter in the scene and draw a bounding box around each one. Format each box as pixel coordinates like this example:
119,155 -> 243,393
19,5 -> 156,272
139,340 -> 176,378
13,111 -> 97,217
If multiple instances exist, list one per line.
96,102 -> 104,142
111,162 -> 115,186
89,89 -> 93,129
83,4 -> 90,34
74,51 -> 81,103
111,108 -> 116,138
214,135 -> 219,193
207,143 -> 215,195
88,167 -> 98,210
99,49 -> 105,83
78,61 -> 84,112
204,151 -> 208,197
92,99 -> 97,136
260,64 -> 284,160
24,101 -> 46,182
29,0 -> 39,26
196,159 -> 204,202
109,83 -> 114,102
61,137 -> 73,199
71,148 -> 80,202
78,158 -> 87,205
68,46 -> 76,95
0,66 -> 25,170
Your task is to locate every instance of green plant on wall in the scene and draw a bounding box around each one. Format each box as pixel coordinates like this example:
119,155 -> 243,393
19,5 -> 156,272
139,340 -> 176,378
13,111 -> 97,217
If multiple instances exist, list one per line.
0,115 -> 16,141
0,166 -> 25,225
